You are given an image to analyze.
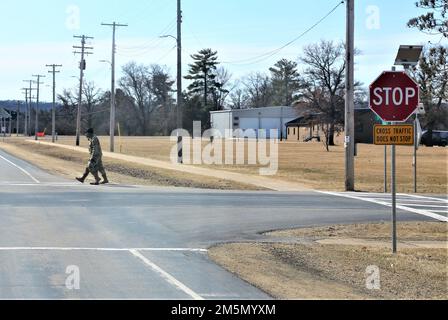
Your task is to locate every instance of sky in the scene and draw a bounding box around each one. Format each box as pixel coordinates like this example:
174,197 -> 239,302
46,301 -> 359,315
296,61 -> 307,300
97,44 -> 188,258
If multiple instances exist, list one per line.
0,0 -> 446,102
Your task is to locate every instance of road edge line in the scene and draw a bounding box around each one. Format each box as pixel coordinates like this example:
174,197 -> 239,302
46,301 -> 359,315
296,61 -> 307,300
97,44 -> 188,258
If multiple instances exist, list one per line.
129,249 -> 204,300
0,153 -> 40,184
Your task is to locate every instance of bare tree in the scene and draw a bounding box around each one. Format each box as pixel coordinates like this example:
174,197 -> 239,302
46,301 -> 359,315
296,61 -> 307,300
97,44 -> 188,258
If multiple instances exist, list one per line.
299,40 -> 347,146
150,65 -> 175,135
115,88 -> 138,136
229,81 -> 250,109
82,82 -> 105,130
410,45 -> 448,130
119,62 -> 157,135
57,88 -> 80,135
212,67 -> 232,110
243,72 -> 273,108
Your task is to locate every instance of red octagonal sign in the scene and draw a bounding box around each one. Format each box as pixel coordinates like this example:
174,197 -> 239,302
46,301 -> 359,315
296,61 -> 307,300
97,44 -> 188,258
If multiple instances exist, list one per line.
369,71 -> 419,122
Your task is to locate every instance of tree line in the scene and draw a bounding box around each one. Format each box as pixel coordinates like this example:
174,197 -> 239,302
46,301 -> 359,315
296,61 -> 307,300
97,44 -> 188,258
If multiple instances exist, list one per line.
32,1 -> 446,143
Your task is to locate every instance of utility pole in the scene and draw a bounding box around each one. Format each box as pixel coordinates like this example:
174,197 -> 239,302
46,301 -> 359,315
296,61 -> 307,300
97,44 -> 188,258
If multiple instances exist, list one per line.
32,74 -> 45,140
21,88 -> 29,136
344,0 -> 355,191
23,80 -> 35,137
16,100 -> 20,137
73,35 -> 94,146
160,2 -> 183,163
101,22 -> 127,153
177,0 -> 183,163
29,94 -> 37,136
46,64 -> 62,143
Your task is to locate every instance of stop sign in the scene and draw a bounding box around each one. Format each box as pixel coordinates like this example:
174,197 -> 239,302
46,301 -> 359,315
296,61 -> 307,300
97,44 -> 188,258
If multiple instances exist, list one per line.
369,71 -> 419,122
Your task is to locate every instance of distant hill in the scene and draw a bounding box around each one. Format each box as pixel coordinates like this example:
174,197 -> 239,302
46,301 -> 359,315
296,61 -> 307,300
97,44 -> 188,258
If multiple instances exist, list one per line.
0,100 -> 55,112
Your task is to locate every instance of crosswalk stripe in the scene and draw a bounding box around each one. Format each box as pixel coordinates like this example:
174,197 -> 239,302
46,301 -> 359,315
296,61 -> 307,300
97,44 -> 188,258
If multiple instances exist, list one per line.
319,191 -> 448,222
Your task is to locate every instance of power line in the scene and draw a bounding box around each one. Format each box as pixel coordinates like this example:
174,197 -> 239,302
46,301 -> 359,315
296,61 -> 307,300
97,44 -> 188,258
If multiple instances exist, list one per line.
222,1 -> 345,66
116,32 -> 177,57
118,19 -> 176,52
155,45 -> 177,63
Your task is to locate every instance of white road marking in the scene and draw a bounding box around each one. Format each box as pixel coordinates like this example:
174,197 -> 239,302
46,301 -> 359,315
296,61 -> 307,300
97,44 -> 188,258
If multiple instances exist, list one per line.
0,183 -> 124,187
0,246 -> 207,299
0,247 -> 208,252
398,193 -> 448,203
0,183 -> 88,187
368,198 -> 447,204
395,204 -> 447,208
0,154 -> 40,184
200,293 -> 240,298
130,249 -> 204,300
319,191 -> 448,222
345,192 -> 448,203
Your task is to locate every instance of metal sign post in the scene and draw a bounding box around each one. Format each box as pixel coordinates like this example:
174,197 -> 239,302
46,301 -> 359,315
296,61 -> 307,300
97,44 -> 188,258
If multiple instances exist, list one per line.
384,145 -> 387,193
370,70 -> 419,254
373,124 -> 414,254
413,115 -> 418,193
391,130 -> 397,253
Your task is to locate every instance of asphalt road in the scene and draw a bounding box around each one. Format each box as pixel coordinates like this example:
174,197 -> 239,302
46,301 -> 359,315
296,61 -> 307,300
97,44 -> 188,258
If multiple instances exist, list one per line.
0,148 -> 435,300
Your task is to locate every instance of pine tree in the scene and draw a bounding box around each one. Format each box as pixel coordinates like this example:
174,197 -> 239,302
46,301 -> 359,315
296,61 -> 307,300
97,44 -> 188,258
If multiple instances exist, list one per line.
269,59 -> 301,106
408,0 -> 448,37
185,49 -> 221,109
185,49 -> 227,128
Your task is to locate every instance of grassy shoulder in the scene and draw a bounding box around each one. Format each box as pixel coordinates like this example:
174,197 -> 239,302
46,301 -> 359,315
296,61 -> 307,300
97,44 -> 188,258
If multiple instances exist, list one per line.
209,222 -> 447,300
0,139 -> 263,190
54,136 -> 447,193
3,136 -> 446,193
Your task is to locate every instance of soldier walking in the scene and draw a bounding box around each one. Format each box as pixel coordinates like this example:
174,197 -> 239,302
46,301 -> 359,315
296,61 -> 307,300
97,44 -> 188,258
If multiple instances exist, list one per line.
76,128 -> 109,185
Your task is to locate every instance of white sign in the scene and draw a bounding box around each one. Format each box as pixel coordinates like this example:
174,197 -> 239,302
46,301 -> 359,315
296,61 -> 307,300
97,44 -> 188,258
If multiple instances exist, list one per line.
416,103 -> 426,115
416,118 -> 423,149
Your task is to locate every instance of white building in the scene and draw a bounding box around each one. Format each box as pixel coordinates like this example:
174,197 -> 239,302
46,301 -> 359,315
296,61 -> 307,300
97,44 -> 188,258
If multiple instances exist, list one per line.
210,106 -> 299,139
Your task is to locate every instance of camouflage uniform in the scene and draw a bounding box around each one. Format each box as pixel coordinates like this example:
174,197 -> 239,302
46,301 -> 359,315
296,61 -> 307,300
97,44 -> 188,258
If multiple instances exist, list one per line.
88,135 -> 106,176
76,129 -> 109,185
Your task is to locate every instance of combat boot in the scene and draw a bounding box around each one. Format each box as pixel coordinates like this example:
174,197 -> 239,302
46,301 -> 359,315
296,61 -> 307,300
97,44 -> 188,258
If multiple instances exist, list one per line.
90,172 -> 101,185
76,170 -> 89,183
100,173 -> 109,185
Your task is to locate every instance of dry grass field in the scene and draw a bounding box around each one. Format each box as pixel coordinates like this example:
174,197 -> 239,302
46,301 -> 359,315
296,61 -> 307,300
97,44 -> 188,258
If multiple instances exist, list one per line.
51,135 -> 447,193
209,222 -> 448,300
0,139 -> 260,190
